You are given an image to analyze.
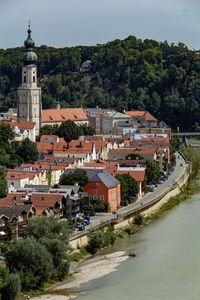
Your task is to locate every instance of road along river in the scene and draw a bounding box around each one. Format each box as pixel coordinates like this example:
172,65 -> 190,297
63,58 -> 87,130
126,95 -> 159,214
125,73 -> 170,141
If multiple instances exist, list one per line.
33,183 -> 200,300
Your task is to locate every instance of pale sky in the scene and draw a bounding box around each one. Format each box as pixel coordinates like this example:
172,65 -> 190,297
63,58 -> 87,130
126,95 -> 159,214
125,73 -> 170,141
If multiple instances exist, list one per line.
0,0 -> 200,49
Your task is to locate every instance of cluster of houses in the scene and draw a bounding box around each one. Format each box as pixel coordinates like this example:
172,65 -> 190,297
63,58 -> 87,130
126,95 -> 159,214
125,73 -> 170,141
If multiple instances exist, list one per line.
0,107 -> 171,238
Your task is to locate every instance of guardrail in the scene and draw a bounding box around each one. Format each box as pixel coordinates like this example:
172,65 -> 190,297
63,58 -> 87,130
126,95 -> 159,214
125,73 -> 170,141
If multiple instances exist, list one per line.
69,161 -> 190,241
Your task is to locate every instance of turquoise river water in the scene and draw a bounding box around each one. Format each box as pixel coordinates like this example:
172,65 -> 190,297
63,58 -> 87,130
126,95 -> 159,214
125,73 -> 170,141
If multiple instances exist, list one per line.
75,185 -> 200,300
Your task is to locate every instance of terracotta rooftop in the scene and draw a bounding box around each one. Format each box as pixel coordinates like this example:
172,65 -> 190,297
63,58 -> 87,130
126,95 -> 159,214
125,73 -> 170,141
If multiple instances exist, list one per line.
125,111 -> 157,122
42,108 -> 88,123
115,170 -> 145,182
6,169 -> 36,181
0,121 -> 35,130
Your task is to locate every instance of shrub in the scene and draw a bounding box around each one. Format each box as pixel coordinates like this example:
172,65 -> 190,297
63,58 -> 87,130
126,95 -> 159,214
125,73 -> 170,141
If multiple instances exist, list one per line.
6,238 -> 53,290
134,213 -> 144,225
1,273 -> 21,300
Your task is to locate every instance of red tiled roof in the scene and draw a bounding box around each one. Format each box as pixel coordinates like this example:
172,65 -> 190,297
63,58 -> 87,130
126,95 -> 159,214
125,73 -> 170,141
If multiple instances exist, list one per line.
0,193 -> 63,213
6,171 -> 35,181
0,121 -> 35,130
42,108 -> 88,123
6,169 -> 38,180
20,162 -> 67,171
125,111 -> 157,121
115,170 -> 145,182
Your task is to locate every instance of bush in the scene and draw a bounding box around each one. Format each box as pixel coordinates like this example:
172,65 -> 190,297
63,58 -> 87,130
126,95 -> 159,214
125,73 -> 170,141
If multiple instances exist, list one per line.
86,228 -> 117,254
6,238 -> 53,290
1,273 -> 21,300
27,217 -> 70,281
0,267 -> 21,300
134,213 -> 144,225
86,231 -> 105,254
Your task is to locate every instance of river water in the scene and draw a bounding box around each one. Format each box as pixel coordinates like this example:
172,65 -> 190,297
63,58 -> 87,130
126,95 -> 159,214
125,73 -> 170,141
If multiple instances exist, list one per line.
75,185 -> 200,300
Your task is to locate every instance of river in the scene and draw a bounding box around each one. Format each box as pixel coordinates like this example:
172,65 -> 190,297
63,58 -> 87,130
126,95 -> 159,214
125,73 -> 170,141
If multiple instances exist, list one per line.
73,184 -> 200,300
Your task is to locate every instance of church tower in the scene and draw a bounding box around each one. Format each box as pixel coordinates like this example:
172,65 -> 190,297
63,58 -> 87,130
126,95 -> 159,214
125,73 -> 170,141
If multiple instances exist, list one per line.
17,24 -> 42,136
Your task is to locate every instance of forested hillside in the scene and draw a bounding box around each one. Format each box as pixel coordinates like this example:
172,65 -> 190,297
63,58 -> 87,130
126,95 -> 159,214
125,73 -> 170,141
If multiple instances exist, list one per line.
1,36 -> 200,131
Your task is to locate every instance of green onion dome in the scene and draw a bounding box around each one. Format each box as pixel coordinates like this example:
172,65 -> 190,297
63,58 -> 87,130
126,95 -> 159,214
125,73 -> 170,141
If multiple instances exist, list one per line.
23,24 -> 37,65
23,51 -> 38,64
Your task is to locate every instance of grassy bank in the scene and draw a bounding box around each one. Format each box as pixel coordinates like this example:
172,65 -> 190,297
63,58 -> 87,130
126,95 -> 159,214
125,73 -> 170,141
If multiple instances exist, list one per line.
143,177 -> 197,224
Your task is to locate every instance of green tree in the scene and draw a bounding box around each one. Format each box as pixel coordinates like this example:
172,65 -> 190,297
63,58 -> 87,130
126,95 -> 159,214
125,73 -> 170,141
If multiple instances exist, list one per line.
86,230 -> 105,254
58,120 -> 83,142
6,238 -> 53,290
115,174 -> 139,203
0,267 -> 21,300
0,167 -> 7,198
86,228 -> 116,254
0,125 -> 14,143
17,138 -> 38,163
39,124 -> 59,137
146,161 -> 162,184
27,217 -> 70,280
81,124 -> 95,136
1,273 -> 21,300
59,169 -> 88,187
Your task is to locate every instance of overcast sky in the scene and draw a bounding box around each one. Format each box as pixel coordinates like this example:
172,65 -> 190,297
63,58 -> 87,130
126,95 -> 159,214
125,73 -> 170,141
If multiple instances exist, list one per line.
0,0 -> 200,49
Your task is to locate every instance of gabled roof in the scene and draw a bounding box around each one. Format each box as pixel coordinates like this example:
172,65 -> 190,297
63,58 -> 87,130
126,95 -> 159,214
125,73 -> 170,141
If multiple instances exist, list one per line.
42,108 -> 88,123
64,168 -> 120,188
125,111 -> 157,121
0,205 -> 34,220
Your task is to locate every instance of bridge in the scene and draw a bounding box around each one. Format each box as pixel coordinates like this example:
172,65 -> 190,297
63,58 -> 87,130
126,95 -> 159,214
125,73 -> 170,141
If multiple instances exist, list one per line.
171,132 -> 200,137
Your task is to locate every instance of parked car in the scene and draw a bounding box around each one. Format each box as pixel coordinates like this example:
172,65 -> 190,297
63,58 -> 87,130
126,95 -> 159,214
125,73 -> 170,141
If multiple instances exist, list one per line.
78,224 -> 85,231
83,219 -> 90,225
83,215 -> 90,222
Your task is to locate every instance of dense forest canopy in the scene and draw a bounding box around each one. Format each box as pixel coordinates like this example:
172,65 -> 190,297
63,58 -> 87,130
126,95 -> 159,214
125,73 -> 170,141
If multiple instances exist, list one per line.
1,36 -> 200,131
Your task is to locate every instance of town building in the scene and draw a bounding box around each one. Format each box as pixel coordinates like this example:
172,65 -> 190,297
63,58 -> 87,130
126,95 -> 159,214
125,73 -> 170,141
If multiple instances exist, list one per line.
85,108 -> 131,134
42,108 -> 89,127
0,121 -> 36,142
17,25 -> 42,136
125,111 -> 158,128
64,168 -> 121,212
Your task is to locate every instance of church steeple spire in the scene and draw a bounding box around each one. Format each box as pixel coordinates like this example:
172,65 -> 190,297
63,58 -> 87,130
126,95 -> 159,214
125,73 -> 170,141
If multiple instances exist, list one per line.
23,22 -> 38,65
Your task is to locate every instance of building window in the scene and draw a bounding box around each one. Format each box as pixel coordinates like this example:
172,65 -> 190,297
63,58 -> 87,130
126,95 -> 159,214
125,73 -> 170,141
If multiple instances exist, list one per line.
24,76 -> 26,83
100,195 -> 104,201
33,76 -> 36,83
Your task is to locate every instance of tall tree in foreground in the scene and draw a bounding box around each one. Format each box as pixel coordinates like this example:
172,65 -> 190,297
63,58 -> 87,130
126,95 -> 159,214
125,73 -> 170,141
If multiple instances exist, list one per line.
6,238 -> 52,290
27,216 -> 70,280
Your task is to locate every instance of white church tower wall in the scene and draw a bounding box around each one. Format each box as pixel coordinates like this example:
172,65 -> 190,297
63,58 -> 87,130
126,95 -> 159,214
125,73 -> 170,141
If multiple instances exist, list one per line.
17,25 -> 42,136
